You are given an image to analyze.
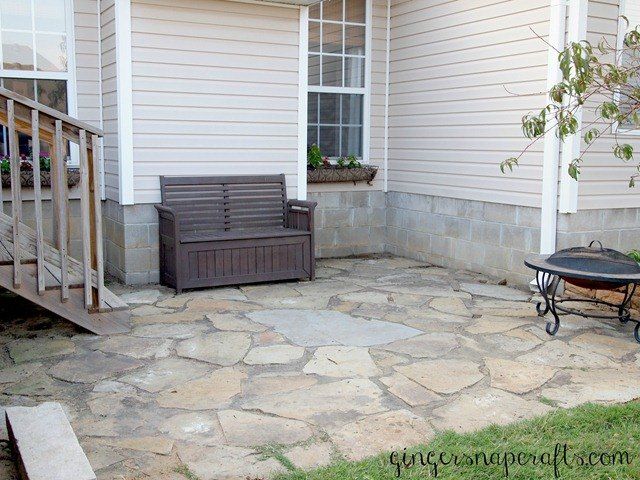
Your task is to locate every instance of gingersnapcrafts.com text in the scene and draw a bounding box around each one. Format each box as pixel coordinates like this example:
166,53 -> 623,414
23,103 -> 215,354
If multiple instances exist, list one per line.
389,443 -> 634,478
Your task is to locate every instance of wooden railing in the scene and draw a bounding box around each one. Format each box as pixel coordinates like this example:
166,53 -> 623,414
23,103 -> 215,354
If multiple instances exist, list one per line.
0,87 -> 105,311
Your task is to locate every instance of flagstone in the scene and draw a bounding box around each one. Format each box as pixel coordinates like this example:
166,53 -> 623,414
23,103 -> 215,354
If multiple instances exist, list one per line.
484,331 -> 542,353
337,290 -> 428,307
382,333 -> 459,358
516,341 -> 619,369
176,332 -> 251,366
471,299 -> 538,317
429,297 -> 472,317
119,358 -> 210,393
396,359 -> 483,394
258,295 -> 332,309
570,332 -> 638,359
132,323 -> 209,339
8,337 -> 75,363
159,412 -> 225,446
3,371 -> 61,396
240,379 -> 388,426
460,283 -> 530,301
218,410 -> 313,447
328,409 -> 435,461
241,283 -> 300,300
96,336 -> 172,359
541,367 -> 640,407
104,436 -> 174,455
303,346 -> 380,377
206,313 -> 266,332
432,388 -> 552,432
246,309 -> 421,347
157,367 -> 247,410
244,345 -> 305,365
130,305 -> 173,316
380,373 -> 441,406
241,373 -> 317,397
284,442 -> 334,470
0,362 -> 42,384
465,316 -> 532,334
50,351 -> 143,384
186,298 -> 260,313
177,444 -> 285,480
83,442 -> 125,471
485,357 -> 557,394
120,289 -> 162,305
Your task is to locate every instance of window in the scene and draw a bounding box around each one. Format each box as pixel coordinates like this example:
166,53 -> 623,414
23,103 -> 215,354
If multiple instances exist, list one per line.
307,0 -> 367,158
0,0 -> 74,159
617,2 -> 640,131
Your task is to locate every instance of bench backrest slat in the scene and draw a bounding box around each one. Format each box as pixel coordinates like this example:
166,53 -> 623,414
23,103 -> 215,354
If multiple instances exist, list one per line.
160,174 -> 288,234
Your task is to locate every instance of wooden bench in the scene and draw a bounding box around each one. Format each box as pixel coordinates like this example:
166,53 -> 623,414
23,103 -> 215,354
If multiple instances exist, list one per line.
155,174 -> 317,293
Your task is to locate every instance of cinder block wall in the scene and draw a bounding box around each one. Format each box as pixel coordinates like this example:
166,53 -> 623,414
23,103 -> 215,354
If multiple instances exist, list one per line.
103,200 -> 159,285
557,209 -> 640,253
385,192 -> 541,284
309,191 -> 386,257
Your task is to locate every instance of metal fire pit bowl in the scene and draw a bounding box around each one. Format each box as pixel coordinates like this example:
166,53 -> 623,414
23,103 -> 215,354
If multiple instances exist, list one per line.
525,241 -> 640,343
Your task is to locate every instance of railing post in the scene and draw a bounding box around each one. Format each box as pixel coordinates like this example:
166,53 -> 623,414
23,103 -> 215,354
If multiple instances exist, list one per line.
53,120 -> 69,301
79,130 -> 93,309
31,110 -> 45,295
7,100 -> 21,289
90,135 -> 105,310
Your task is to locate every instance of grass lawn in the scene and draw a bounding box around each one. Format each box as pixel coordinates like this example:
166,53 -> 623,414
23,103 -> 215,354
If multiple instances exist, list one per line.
274,402 -> 640,480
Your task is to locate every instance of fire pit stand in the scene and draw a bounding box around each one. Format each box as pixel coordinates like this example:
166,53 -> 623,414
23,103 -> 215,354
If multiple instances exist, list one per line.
525,242 -> 640,343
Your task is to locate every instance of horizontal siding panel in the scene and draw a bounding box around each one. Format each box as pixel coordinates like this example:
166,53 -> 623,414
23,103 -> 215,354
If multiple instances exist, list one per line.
387,0 -> 549,207
131,0 -> 300,204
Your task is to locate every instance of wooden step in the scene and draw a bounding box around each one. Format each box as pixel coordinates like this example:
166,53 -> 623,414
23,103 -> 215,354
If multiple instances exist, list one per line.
0,264 -> 129,334
6,402 -> 96,480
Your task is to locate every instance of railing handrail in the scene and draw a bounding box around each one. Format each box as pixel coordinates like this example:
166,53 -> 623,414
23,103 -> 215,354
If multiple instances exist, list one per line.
0,87 -> 103,138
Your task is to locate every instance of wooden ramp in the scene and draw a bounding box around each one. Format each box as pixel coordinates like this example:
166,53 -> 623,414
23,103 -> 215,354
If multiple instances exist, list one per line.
0,87 -> 129,335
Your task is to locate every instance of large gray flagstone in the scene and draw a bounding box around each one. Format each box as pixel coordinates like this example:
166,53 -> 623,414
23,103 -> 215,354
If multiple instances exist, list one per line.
246,309 -> 421,347
382,332 -> 459,358
118,358 -> 210,393
50,351 -> 143,384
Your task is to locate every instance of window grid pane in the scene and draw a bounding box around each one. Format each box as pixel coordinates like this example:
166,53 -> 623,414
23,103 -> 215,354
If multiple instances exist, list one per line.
308,92 -> 363,157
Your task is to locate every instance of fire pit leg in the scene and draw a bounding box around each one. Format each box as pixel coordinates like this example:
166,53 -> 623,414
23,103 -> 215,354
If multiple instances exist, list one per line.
618,283 -> 636,324
535,271 -> 553,315
634,323 -> 640,343
545,276 -> 562,336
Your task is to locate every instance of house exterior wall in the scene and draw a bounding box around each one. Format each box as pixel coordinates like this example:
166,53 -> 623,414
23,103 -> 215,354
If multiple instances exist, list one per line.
74,0 -> 103,130
100,0 -> 120,201
386,0 -> 551,208
575,0 -> 640,209
129,0 -> 301,204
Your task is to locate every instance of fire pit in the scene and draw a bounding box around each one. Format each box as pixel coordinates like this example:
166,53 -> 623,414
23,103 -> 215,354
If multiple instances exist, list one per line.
525,241 -> 640,343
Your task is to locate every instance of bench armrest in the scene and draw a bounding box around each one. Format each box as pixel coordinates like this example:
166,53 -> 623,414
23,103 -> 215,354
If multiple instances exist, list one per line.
287,199 -> 316,232
155,204 -> 180,239
288,199 -> 317,211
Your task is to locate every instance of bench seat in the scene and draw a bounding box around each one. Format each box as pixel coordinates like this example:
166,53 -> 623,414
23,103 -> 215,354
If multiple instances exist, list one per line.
155,174 -> 316,292
180,227 -> 311,244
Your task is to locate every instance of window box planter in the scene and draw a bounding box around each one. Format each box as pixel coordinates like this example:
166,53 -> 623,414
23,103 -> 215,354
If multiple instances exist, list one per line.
1,168 -> 80,188
307,165 -> 378,185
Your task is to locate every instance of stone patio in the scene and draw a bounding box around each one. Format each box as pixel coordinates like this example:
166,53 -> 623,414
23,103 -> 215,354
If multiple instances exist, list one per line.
0,255 -> 639,479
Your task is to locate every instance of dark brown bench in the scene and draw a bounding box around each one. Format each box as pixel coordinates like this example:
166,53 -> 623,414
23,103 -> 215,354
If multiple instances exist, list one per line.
155,174 -> 316,293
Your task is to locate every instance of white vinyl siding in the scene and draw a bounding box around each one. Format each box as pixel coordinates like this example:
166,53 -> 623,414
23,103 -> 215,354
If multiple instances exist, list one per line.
100,0 -> 119,201
73,0 -> 101,129
130,0 -> 301,204
386,0 -> 551,207
577,0 -> 640,209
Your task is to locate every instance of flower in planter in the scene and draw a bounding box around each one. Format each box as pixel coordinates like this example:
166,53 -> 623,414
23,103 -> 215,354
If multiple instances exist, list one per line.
307,144 -> 323,169
0,154 -> 53,175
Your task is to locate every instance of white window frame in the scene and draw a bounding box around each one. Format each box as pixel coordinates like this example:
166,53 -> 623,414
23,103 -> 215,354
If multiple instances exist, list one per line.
0,0 -> 79,163
613,0 -> 640,137
306,0 -> 372,162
